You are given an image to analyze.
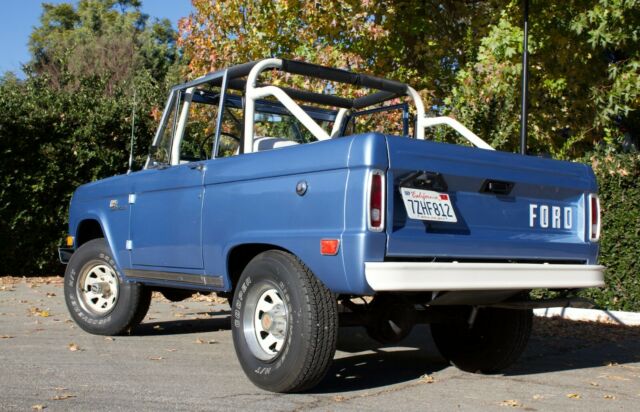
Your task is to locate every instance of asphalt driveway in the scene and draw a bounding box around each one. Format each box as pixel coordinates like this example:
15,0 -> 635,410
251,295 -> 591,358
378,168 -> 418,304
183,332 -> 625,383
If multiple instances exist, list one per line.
1,277 -> 639,411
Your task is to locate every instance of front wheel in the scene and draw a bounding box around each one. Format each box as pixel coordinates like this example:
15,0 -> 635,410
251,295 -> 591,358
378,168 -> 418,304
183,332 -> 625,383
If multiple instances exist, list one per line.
64,238 -> 151,335
431,307 -> 532,373
231,250 -> 338,393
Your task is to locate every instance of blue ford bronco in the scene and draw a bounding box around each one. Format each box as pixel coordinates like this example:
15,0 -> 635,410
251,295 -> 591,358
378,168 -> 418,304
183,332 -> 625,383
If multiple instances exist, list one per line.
60,58 -> 605,392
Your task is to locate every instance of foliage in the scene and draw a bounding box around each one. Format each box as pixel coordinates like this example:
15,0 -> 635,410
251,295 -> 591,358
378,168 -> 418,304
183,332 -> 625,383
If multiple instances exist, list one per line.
0,0 -> 179,274
179,0 -> 503,103
578,151 -> 640,311
447,0 -> 639,158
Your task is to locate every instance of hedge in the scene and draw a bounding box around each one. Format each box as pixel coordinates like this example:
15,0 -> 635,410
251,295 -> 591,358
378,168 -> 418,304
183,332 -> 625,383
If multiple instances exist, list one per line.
578,152 -> 640,311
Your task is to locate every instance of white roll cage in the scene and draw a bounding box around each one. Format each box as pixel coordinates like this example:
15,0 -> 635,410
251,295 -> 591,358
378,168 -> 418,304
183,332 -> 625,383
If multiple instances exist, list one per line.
147,57 -> 493,168
243,58 -> 493,153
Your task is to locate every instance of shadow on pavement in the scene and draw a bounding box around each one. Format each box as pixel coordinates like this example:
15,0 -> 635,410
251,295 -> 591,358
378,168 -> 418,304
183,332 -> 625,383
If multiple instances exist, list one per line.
132,312 -> 640,391
313,325 -> 447,393
135,312 -> 231,336
505,317 -> 640,376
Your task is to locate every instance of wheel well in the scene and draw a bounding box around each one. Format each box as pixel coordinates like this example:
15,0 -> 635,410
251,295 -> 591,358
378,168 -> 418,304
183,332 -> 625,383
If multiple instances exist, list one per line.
76,219 -> 104,247
227,244 -> 287,290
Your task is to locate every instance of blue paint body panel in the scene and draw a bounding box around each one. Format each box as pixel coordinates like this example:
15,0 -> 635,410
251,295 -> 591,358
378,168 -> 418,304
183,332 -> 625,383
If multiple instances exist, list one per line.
67,133 -> 599,295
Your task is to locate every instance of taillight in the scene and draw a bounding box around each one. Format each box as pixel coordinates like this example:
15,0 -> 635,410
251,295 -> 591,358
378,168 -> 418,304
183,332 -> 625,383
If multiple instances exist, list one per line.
368,170 -> 385,232
588,194 -> 600,241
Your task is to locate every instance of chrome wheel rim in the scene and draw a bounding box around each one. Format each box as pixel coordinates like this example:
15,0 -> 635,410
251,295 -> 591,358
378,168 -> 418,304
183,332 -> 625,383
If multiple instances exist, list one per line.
76,261 -> 119,316
242,284 -> 289,361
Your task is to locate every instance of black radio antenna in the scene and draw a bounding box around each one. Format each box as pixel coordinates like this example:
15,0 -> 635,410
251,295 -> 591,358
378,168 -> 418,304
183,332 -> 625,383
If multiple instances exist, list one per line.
127,88 -> 137,174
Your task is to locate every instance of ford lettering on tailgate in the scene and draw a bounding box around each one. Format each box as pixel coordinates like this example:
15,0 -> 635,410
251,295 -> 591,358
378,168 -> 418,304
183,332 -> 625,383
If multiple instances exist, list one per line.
401,187 -> 457,223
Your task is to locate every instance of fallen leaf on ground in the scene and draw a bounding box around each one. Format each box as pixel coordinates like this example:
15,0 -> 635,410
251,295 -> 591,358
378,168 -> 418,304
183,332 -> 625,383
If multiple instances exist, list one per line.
32,404 -> 46,411
604,395 -> 615,400
333,395 -> 346,402
566,393 -> 581,399
46,292 -> 56,297
194,338 -> 217,344
418,374 -> 435,383
68,343 -> 81,352
499,400 -> 521,407
148,356 -> 164,361
0,335 -> 15,339
52,394 -> 76,401
29,307 -> 50,317
600,374 -> 630,381
590,382 -> 599,387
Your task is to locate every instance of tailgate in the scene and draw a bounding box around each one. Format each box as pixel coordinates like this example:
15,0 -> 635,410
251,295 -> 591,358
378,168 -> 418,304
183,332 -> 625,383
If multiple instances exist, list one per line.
385,136 -> 599,264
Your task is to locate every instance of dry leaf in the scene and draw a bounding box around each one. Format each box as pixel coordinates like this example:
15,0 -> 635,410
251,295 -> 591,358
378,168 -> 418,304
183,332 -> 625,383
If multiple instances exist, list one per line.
68,343 -> 81,352
333,395 -> 346,402
29,307 -> 50,317
499,400 -> 521,407
0,335 -> 14,339
46,292 -> 56,298
32,405 -> 46,411
589,382 -> 599,387
52,394 -> 76,401
603,395 -> 615,400
148,356 -> 164,361
566,393 -> 581,399
419,374 -> 435,384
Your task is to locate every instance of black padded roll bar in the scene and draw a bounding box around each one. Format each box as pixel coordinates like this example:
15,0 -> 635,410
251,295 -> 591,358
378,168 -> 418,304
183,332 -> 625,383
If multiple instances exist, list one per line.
280,59 -> 408,95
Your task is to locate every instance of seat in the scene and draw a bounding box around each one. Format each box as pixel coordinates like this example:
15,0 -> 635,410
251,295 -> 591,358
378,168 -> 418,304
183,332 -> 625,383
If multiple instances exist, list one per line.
253,137 -> 298,152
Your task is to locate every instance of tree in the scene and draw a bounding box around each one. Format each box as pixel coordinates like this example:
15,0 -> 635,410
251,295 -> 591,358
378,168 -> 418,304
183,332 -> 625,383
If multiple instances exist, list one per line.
179,0 -> 503,104
0,0 -> 179,274
447,0 -> 640,157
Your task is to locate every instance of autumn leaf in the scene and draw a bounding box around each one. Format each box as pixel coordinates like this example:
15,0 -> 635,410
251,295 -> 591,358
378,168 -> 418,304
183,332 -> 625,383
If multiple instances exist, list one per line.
52,394 -> 76,401
68,343 -> 81,352
333,395 -> 346,402
499,400 -> 521,407
418,374 -> 435,384
195,338 -> 217,344
566,393 -> 581,399
603,395 -> 615,400
29,307 -> 50,317
0,335 -> 15,339
31,404 -> 46,411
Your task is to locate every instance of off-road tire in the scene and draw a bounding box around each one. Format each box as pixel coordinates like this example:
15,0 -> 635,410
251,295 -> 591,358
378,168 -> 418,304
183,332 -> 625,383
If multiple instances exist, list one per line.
231,250 -> 338,393
431,307 -> 533,373
64,238 -> 151,336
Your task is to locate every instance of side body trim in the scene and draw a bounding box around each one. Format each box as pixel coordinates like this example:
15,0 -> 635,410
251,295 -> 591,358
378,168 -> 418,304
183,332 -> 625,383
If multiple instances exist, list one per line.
124,269 -> 224,288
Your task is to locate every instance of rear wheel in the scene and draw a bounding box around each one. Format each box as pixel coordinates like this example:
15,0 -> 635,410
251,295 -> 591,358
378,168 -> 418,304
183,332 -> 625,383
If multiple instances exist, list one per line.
431,307 -> 532,373
64,238 -> 151,335
231,250 -> 338,393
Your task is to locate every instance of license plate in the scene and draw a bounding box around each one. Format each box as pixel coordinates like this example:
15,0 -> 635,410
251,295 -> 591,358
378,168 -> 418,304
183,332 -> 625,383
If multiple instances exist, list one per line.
400,187 -> 457,223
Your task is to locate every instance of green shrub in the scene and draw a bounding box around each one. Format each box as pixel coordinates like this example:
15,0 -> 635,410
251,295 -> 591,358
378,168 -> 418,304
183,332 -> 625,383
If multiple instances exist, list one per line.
578,152 -> 640,311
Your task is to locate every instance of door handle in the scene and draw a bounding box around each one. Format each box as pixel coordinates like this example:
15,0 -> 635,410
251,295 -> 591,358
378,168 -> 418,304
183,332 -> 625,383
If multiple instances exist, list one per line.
189,163 -> 205,172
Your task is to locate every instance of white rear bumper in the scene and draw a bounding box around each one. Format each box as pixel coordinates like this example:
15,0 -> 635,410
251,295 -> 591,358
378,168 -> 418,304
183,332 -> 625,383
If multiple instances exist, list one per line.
364,262 -> 605,292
